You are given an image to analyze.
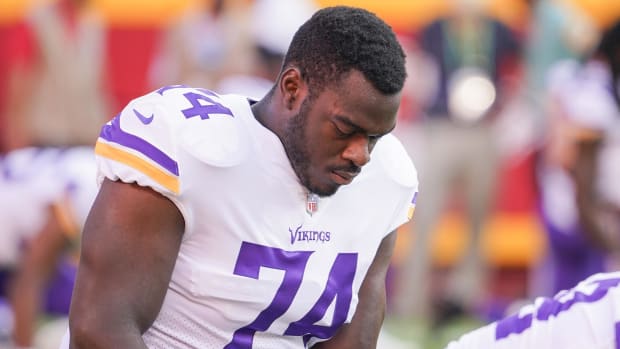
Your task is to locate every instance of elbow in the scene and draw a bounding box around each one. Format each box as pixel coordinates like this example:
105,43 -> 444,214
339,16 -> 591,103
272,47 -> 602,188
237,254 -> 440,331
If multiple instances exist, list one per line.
69,316 -> 109,348
69,310 -> 143,348
69,325 -> 97,348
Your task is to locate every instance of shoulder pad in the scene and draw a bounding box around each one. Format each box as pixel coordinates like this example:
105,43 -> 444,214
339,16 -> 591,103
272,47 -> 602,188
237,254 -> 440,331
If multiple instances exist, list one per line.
170,90 -> 250,167
95,90 -> 182,195
374,134 -> 419,189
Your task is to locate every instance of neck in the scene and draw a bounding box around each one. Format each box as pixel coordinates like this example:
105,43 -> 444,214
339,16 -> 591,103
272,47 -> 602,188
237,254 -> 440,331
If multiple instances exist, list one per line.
251,95 -> 280,136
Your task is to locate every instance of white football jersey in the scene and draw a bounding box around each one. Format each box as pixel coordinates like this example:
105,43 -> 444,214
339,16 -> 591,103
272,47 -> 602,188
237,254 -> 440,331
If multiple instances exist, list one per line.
64,86 -> 418,349
445,272 -> 620,349
0,148 -> 58,267
0,147 -> 97,266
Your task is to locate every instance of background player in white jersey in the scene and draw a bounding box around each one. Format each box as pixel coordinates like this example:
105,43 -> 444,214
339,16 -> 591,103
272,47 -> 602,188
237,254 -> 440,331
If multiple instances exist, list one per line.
0,146 -> 97,348
446,19 -> 620,349
65,6 -> 418,349
0,147 -> 64,345
445,271 -> 620,349
533,18 -> 620,298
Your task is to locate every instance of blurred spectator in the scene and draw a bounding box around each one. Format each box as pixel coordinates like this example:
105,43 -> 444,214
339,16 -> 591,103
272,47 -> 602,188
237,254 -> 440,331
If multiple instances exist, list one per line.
532,20 -> 620,297
216,0 -> 317,100
0,20 -> 17,154
149,0 -> 254,91
0,148 -> 62,346
524,0 -> 600,118
0,146 -> 97,348
393,0 -> 523,323
104,26 -> 161,114
3,0 -> 109,150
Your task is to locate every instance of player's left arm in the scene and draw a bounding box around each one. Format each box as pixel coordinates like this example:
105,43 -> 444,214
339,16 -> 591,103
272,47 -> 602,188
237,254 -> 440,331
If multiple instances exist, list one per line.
312,230 -> 397,349
10,203 -> 71,347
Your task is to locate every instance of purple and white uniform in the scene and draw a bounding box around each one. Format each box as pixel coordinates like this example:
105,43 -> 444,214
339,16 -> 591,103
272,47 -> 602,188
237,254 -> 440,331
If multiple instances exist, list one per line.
60,86 -> 419,348
0,146 -> 97,326
537,59 -> 620,294
0,147 -> 97,269
446,272 -> 620,349
0,147 -> 65,267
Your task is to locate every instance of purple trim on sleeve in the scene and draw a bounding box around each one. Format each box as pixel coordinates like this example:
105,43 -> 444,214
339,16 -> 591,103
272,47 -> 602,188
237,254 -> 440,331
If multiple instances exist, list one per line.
496,276 -> 620,341
495,312 -> 533,340
156,85 -> 188,95
616,322 -> 620,349
99,116 -> 179,176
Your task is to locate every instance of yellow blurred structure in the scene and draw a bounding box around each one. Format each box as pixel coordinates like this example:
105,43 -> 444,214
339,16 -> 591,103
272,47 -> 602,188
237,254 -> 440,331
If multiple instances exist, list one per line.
316,0 -> 530,32
0,0 -> 248,26
395,212 -> 547,270
4,0 -> 620,32
0,0 -> 42,23
568,0 -> 620,29
90,0 -> 199,26
316,0 -> 451,32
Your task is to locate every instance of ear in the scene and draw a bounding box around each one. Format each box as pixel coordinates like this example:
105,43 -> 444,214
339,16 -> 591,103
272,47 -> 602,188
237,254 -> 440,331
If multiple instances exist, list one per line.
279,67 -> 308,111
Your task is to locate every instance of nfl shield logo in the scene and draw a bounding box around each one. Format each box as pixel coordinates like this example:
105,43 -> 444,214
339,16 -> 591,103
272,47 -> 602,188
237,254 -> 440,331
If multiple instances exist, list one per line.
306,193 -> 319,215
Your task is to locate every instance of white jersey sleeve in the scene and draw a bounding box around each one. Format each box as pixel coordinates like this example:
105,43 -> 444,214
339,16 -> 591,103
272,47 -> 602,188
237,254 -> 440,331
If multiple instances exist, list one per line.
54,147 -> 99,235
94,85 -> 242,204
548,59 -> 618,132
374,134 -> 419,233
445,272 -> 620,349
95,88 -> 183,198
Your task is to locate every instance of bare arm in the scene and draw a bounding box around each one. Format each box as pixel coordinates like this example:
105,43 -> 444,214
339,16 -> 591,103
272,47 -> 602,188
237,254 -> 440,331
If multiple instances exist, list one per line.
573,137 -> 620,252
10,205 -> 69,347
313,230 -> 397,349
69,179 -> 184,348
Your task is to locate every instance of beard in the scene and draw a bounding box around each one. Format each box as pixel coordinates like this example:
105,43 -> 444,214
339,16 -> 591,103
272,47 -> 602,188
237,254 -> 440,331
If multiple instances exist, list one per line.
280,100 -> 339,197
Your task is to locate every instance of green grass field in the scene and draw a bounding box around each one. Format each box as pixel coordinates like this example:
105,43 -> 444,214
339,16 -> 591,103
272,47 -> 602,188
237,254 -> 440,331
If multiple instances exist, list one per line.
381,315 -> 485,349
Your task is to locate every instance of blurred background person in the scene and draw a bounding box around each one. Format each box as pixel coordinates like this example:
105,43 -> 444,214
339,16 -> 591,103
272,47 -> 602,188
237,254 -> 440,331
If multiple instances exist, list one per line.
2,0 -> 109,151
215,0 -> 317,100
0,1 -> 116,347
0,1 -> 106,346
393,0 -> 524,325
0,148 -> 64,346
0,146 -> 97,349
532,19 -> 620,298
148,0 -> 254,91
524,0 -> 600,117
149,0 -> 317,101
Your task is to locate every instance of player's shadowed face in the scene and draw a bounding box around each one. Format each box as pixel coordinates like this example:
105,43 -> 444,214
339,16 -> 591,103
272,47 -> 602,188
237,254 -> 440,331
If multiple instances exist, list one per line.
281,70 -> 401,196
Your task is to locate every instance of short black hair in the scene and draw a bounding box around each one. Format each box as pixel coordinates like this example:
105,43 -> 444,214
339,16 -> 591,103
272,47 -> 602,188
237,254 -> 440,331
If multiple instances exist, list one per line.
282,6 -> 407,98
596,20 -> 620,62
595,20 -> 620,106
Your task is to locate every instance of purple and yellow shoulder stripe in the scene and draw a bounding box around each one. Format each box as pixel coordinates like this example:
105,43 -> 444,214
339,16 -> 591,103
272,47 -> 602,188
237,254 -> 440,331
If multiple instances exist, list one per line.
407,192 -> 418,220
95,116 -> 180,194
